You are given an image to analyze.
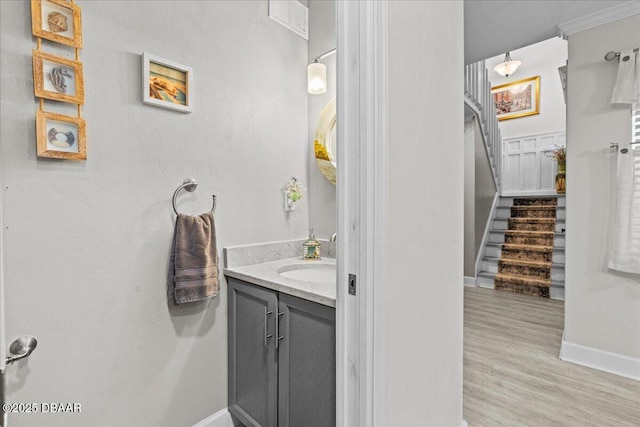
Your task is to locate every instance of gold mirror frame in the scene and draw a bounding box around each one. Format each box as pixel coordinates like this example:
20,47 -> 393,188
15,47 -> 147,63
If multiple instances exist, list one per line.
314,98 -> 337,185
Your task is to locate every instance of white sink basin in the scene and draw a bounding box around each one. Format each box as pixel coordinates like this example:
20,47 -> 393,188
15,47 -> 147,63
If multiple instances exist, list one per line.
277,263 -> 336,283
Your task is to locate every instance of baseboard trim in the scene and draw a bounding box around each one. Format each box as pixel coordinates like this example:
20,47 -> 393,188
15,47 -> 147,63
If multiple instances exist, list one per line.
192,408 -> 235,427
560,338 -> 640,381
463,276 -> 477,287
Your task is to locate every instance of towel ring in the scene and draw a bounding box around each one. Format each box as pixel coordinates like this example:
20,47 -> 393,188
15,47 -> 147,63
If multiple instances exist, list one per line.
172,178 -> 216,215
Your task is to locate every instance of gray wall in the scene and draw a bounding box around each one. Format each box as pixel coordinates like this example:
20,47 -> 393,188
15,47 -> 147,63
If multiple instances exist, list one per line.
386,1 -> 464,424
307,0 -> 337,240
565,15 -> 640,360
464,117 -> 497,278
474,120 -> 497,261
464,120 -> 476,277
0,1 -> 308,426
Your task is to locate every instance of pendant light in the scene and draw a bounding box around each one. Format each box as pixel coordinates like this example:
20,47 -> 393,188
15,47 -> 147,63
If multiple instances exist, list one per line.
494,52 -> 522,77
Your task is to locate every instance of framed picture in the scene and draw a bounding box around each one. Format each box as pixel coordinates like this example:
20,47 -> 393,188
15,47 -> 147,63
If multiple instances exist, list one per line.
142,53 -> 193,113
31,0 -> 82,48
36,110 -> 86,160
491,76 -> 540,121
33,50 -> 84,104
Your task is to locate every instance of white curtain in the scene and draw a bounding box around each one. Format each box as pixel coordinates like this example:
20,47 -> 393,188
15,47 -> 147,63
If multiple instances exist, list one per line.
609,147 -> 640,274
611,50 -> 639,105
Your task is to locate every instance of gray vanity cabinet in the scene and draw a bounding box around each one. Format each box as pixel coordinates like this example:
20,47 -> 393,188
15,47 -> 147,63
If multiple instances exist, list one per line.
227,277 -> 336,427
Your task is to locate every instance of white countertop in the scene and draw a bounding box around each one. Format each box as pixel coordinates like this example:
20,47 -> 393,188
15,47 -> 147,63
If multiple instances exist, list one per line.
224,257 -> 336,307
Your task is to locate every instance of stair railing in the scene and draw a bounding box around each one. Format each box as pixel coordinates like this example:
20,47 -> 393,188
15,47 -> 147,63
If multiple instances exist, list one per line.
464,61 -> 501,193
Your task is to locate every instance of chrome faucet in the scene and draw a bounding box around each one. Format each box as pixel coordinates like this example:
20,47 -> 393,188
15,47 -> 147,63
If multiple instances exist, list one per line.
330,233 -> 337,242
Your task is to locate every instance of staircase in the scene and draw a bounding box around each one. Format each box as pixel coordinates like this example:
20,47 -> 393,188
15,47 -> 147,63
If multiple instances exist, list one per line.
477,196 -> 566,300
464,61 -> 502,192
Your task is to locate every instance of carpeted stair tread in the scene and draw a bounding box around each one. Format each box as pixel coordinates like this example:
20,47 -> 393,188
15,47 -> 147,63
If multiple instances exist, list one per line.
494,273 -> 550,287
511,205 -> 557,210
504,230 -> 555,236
513,198 -> 558,206
501,243 -> 553,251
509,217 -> 555,222
498,258 -> 552,268
495,197 -> 559,298
494,280 -> 551,297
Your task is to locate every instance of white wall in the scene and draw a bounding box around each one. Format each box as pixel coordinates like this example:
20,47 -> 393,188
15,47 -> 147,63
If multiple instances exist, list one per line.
565,14 -> 640,366
387,1 -> 464,425
307,0 -> 337,240
0,1 -> 308,426
486,37 -> 567,139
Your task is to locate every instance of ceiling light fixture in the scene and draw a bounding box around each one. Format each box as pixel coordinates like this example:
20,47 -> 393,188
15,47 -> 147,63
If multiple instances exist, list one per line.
308,48 -> 336,95
494,52 -> 522,77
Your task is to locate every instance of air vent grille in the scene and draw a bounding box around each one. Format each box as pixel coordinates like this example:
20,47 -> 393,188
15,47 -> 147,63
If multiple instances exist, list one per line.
269,0 -> 309,40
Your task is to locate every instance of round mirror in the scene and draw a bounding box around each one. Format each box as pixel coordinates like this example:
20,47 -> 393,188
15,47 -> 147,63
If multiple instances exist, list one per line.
314,98 -> 336,185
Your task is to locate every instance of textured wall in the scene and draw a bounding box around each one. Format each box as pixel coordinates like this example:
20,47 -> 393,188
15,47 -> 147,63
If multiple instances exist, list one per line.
0,1 -> 308,426
307,0 -> 337,240
565,14 -> 640,360
387,1 -> 464,425
486,37 -> 567,139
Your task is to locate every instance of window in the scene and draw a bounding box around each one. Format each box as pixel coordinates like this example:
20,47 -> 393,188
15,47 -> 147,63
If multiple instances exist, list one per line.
633,103 -> 639,146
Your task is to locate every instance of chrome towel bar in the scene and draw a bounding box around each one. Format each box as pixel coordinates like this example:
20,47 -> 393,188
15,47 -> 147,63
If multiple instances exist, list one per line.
604,48 -> 638,62
610,142 -> 629,154
172,178 -> 216,215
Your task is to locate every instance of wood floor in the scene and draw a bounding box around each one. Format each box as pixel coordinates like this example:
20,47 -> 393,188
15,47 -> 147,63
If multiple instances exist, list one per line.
464,287 -> 640,427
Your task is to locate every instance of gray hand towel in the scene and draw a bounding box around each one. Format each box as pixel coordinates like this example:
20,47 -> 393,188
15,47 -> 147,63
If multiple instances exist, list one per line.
168,212 -> 219,305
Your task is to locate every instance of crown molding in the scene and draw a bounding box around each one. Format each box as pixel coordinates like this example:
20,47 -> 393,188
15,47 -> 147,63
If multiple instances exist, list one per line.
557,1 -> 640,39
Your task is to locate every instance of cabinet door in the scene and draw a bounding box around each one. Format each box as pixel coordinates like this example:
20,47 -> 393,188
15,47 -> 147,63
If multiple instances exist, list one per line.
277,294 -> 336,427
228,278 -> 278,427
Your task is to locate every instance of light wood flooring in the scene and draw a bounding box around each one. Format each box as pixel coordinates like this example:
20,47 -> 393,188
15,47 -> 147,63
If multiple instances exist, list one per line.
464,287 -> 640,427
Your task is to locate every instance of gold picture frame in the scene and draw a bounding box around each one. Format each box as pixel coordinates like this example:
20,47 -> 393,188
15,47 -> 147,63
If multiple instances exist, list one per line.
36,110 -> 86,160
31,0 -> 82,48
491,76 -> 540,121
33,50 -> 85,105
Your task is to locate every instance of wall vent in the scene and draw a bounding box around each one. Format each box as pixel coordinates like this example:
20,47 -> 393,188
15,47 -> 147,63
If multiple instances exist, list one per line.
269,0 -> 309,40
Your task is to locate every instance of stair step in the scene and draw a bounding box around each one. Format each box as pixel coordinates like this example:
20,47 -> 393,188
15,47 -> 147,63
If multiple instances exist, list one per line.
498,258 -> 552,280
494,275 -> 551,298
501,244 -> 553,262
493,218 -> 565,232
513,198 -> 558,206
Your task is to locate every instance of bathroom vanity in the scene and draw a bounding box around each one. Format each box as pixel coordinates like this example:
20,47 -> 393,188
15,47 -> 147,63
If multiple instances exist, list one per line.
224,241 -> 336,427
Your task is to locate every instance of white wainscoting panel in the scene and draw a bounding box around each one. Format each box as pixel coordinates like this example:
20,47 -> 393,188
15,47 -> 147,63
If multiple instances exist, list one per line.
502,131 -> 566,196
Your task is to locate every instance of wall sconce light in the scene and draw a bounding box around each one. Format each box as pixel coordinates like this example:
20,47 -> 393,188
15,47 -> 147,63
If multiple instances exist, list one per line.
308,48 -> 336,95
494,52 -> 522,77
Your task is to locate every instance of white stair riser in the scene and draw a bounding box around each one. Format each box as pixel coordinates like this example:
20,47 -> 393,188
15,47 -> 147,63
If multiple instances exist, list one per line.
554,236 -> 565,247
499,197 -> 514,207
550,287 -> 565,300
481,259 -> 498,273
476,275 -> 495,288
553,251 -> 565,263
495,208 -> 511,219
489,232 -> 504,243
493,219 -> 508,230
486,245 -> 501,258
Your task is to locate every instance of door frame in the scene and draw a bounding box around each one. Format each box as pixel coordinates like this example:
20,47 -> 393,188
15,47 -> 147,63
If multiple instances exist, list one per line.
336,1 -> 388,425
